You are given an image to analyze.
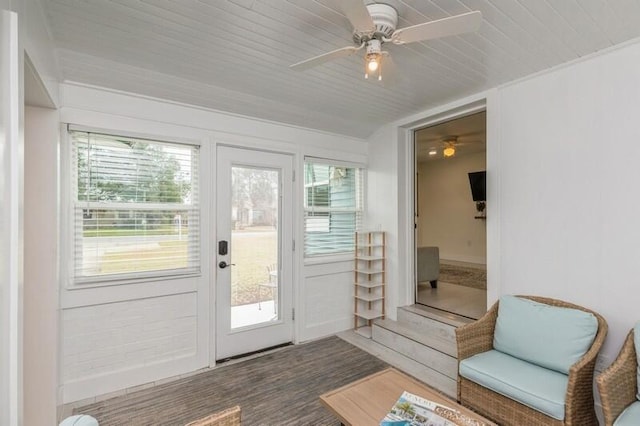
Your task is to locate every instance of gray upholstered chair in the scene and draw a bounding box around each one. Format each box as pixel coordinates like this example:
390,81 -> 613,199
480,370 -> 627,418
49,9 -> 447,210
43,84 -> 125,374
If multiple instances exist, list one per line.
417,246 -> 439,288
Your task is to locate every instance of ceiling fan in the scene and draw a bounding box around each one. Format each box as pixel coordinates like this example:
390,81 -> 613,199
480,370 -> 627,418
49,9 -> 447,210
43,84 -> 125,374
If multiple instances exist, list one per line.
421,135 -> 481,158
290,1 -> 482,80
441,136 -> 461,158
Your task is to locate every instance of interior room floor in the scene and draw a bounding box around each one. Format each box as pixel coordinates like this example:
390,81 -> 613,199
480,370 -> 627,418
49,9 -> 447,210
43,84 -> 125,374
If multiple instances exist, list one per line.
416,282 -> 486,320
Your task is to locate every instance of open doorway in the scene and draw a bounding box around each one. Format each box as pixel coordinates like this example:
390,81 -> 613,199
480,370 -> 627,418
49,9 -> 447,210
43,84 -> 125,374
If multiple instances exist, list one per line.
414,111 -> 486,319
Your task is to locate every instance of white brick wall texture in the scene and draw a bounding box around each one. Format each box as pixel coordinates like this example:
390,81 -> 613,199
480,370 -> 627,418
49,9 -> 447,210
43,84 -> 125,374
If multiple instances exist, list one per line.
305,273 -> 352,326
62,293 -> 197,382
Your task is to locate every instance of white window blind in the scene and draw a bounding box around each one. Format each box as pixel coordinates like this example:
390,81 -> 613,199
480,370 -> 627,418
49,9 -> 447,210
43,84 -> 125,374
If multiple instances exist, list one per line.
303,159 -> 364,257
70,130 -> 200,283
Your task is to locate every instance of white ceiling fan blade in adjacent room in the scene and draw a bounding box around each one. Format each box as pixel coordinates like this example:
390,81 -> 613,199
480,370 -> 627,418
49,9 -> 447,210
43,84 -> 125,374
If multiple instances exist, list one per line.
337,0 -> 375,33
290,45 -> 362,71
391,11 -> 482,45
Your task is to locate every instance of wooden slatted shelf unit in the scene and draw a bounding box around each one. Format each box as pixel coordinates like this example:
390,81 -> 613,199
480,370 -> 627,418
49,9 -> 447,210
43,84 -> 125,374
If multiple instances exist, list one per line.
354,230 -> 385,338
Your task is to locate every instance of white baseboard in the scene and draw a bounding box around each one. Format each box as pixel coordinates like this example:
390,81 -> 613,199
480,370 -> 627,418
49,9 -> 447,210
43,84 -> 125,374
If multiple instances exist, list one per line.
301,317 -> 352,342
62,353 -> 203,404
440,254 -> 486,266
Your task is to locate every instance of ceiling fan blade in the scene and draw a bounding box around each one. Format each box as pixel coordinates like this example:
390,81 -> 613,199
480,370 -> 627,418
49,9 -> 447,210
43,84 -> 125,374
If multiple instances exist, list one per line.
290,45 -> 363,71
338,0 -> 375,33
391,11 -> 482,45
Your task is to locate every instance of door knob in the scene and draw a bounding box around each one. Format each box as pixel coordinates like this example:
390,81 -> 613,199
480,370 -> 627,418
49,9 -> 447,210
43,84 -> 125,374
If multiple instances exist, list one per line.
219,261 -> 235,269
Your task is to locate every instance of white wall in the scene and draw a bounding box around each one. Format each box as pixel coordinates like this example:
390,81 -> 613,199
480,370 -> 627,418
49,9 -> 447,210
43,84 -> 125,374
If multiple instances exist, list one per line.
496,39 -> 640,364
368,38 -> 640,377
57,83 -> 368,403
417,152 -> 487,264
366,125 -> 402,319
24,105 -> 59,426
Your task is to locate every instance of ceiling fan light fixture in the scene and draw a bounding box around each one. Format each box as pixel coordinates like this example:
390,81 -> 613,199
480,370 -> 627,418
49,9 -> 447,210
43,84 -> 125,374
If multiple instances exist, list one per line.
364,39 -> 383,80
364,53 -> 383,79
443,145 -> 456,157
367,55 -> 379,71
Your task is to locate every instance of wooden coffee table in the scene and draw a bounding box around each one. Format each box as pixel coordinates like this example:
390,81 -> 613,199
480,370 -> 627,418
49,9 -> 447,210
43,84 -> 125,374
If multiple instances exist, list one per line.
320,368 -> 496,426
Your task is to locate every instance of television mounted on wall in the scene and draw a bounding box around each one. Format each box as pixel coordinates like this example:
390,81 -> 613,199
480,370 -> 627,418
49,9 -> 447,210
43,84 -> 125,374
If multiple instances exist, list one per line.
468,171 -> 486,202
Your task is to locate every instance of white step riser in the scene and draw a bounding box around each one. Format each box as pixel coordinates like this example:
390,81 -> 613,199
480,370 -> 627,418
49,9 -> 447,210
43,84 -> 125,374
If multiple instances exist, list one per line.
409,365 -> 457,399
397,309 -> 458,356
338,330 -> 457,398
372,326 -> 458,380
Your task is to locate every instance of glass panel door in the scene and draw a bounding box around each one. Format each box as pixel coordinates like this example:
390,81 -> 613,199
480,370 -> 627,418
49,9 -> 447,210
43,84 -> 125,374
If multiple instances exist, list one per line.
215,146 -> 293,360
229,166 -> 280,329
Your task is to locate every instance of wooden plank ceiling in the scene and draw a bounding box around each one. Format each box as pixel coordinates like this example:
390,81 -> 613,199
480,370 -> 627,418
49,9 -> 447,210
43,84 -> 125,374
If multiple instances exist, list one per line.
42,0 -> 640,138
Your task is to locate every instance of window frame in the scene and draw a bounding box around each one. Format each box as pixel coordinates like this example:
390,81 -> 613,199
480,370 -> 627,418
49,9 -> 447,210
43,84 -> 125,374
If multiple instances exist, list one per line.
62,125 -> 204,288
303,157 -> 365,259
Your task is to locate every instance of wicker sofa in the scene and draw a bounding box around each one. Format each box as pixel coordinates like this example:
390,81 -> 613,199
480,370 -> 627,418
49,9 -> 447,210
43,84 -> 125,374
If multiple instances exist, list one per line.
597,327 -> 640,426
456,295 -> 607,426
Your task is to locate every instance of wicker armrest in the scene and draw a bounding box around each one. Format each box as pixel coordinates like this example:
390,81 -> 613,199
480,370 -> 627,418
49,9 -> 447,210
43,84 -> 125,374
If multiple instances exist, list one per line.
455,301 -> 499,361
597,331 -> 637,426
563,311 -> 608,425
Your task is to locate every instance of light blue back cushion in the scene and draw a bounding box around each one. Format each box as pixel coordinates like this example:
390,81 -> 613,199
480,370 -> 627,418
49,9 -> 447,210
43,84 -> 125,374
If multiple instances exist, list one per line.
634,323 -> 640,401
493,295 -> 598,374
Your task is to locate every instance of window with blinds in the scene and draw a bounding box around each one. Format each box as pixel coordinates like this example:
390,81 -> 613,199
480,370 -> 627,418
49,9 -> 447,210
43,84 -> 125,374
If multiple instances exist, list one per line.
70,130 -> 200,283
303,160 -> 364,257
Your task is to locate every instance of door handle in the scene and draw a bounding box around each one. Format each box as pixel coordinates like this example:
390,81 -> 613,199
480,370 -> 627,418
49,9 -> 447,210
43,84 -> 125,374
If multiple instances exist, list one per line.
219,261 -> 235,269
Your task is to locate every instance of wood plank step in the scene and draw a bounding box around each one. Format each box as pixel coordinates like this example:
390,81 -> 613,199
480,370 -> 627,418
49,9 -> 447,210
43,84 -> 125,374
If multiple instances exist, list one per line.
374,318 -> 457,358
372,321 -> 457,380
337,330 -> 456,398
399,305 -> 474,328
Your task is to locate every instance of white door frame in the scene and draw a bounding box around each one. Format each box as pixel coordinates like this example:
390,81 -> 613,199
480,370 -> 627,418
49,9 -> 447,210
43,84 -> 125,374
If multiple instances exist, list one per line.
394,94 -> 499,309
1,9 -> 23,426
214,145 -> 294,360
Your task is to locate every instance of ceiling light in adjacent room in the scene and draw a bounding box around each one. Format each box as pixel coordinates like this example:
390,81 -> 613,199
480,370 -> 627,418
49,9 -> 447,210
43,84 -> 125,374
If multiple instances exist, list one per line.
428,149 -> 437,156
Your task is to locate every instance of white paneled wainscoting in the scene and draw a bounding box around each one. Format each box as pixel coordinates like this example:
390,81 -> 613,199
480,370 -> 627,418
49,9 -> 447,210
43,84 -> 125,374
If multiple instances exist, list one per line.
60,287 -> 206,404
62,293 -> 198,384
302,258 -> 354,341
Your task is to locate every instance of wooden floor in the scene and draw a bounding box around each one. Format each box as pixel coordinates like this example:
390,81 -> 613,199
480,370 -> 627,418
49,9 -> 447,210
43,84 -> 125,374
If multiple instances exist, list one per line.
416,282 -> 487,320
72,336 -> 389,425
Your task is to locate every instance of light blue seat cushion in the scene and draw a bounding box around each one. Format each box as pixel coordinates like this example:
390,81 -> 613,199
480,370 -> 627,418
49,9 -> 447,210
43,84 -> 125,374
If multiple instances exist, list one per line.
460,350 -> 568,420
634,322 -> 640,400
494,295 -> 598,374
614,401 -> 640,426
